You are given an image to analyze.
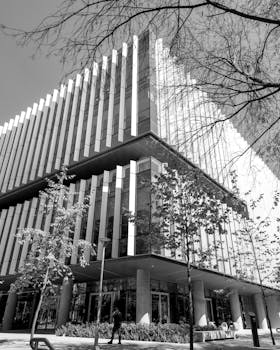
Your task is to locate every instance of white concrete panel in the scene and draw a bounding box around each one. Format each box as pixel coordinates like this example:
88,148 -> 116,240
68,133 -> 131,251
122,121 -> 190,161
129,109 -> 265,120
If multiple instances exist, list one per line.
71,179 -> 86,264
9,201 -> 30,274
46,85 -> 66,173
0,115 -> 20,191
85,176 -> 98,262
0,122 -> 8,156
84,63 -> 98,157
2,112 -> 25,192
59,183 -> 75,262
94,56 -> 108,152
0,206 -> 15,270
18,198 -> 38,269
30,94 -> 52,180
1,204 -> 22,276
74,69 -> 90,161
131,35 -> 139,137
106,50 -> 117,147
38,90 -> 59,177
55,79 -> 74,170
118,43 -> 127,142
22,99 -> 44,184
0,119 -> 14,188
31,194 -> 47,255
64,74 -> 82,166
0,209 -> 8,248
14,105 -> 36,187
97,171 -> 110,260
127,160 -> 137,256
112,165 -> 123,258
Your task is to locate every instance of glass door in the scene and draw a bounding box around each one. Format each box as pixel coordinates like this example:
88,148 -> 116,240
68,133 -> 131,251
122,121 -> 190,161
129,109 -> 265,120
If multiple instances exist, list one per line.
151,292 -> 170,323
88,291 -> 118,323
205,298 -> 214,322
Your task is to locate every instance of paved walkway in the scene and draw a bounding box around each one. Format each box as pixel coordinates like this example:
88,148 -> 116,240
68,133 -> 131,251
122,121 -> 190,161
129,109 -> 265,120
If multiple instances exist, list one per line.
1,330 -> 280,350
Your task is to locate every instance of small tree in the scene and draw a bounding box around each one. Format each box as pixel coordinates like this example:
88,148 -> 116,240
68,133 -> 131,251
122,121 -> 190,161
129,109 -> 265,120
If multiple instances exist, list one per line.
150,166 -> 231,350
232,191 -> 280,345
11,170 -> 95,339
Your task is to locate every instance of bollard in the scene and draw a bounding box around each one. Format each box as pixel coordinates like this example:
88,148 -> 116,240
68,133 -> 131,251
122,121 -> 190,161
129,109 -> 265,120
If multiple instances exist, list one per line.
249,312 -> 260,347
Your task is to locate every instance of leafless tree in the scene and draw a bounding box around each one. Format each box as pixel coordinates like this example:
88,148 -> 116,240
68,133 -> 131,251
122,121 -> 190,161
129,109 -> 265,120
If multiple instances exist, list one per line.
2,0 -> 280,174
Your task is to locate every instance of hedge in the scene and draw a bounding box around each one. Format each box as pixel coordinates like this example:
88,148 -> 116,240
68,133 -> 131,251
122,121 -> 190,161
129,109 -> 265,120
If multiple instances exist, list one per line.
56,322 -> 190,343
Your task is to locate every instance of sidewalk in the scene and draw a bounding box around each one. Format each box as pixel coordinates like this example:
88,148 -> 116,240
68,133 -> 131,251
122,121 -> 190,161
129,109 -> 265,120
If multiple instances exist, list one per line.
1,330 -> 280,350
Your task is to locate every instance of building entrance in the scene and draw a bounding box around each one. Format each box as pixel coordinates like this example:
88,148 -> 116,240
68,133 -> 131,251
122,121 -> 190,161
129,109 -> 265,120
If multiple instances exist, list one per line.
151,292 -> 170,323
205,298 -> 214,322
88,291 -> 119,323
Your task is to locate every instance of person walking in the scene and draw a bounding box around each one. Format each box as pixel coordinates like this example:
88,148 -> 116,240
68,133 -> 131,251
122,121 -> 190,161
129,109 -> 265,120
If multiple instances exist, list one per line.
108,307 -> 122,344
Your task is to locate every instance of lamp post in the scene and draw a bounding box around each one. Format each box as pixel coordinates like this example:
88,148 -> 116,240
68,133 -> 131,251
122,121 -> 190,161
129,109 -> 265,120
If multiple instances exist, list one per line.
94,237 -> 111,350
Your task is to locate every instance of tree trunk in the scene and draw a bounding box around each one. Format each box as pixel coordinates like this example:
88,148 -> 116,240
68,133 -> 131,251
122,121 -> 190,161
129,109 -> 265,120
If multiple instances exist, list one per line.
30,267 -> 49,340
31,292 -> 44,339
187,263 -> 194,350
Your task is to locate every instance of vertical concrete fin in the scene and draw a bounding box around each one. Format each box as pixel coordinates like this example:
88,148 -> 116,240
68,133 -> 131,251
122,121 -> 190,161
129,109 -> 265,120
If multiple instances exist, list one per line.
71,179 -> 86,264
64,74 -> 82,166
46,84 -> 66,173
74,68 -> 90,161
118,43 -> 127,142
38,89 -> 59,177
131,35 -> 139,137
106,49 -> 118,147
55,79 -> 74,170
97,170 -> 110,259
85,175 -> 98,262
84,63 -> 98,157
127,160 -> 137,256
112,165 -> 123,258
94,56 -> 108,152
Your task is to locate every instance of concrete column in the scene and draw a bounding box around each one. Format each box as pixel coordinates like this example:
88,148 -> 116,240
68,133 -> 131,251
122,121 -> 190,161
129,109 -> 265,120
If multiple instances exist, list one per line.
254,293 -> 268,329
136,269 -> 151,324
229,289 -> 243,330
267,294 -> 280,328
192,280 -> 207,326
2,291 -> 17,331
56,278 -> 73,327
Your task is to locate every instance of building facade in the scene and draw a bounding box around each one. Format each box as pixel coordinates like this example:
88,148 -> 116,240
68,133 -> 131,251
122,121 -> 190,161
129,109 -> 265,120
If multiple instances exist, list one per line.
0,31 -> 279,331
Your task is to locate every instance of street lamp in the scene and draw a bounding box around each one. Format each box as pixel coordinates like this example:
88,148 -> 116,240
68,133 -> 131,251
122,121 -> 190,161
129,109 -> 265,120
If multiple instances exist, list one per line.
94,237 -> 111,350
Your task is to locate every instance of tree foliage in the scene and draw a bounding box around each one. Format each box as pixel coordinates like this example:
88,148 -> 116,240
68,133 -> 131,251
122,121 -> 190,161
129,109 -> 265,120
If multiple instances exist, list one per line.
11,169 -> 95,338
149,166 -> 231,350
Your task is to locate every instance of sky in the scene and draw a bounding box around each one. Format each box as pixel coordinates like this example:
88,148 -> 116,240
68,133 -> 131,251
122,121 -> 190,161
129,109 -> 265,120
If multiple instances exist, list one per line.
0,1 -> 65,126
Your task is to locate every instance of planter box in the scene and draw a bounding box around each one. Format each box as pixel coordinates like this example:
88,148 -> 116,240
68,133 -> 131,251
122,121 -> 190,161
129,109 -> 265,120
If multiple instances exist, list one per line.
194,330 -> 236,342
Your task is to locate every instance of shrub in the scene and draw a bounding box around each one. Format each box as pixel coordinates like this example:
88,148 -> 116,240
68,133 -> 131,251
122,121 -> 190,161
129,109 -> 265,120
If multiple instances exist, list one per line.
56,322 -> 190,343
194,324 -> 218,331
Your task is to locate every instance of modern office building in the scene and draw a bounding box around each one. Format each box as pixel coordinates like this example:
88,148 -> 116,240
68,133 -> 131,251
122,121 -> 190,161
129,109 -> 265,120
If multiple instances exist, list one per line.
0,31 -> 279,331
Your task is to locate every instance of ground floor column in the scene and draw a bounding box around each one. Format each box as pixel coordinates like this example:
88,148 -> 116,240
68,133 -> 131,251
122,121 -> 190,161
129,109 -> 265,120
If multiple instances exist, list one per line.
254,293 -> 268,330
56,277 -> 73,327
136,269 -> 151,324
229,289 -> 243,330
267,294 -> 280,328
192,280 -> 207,326
2,291 -> 17,331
